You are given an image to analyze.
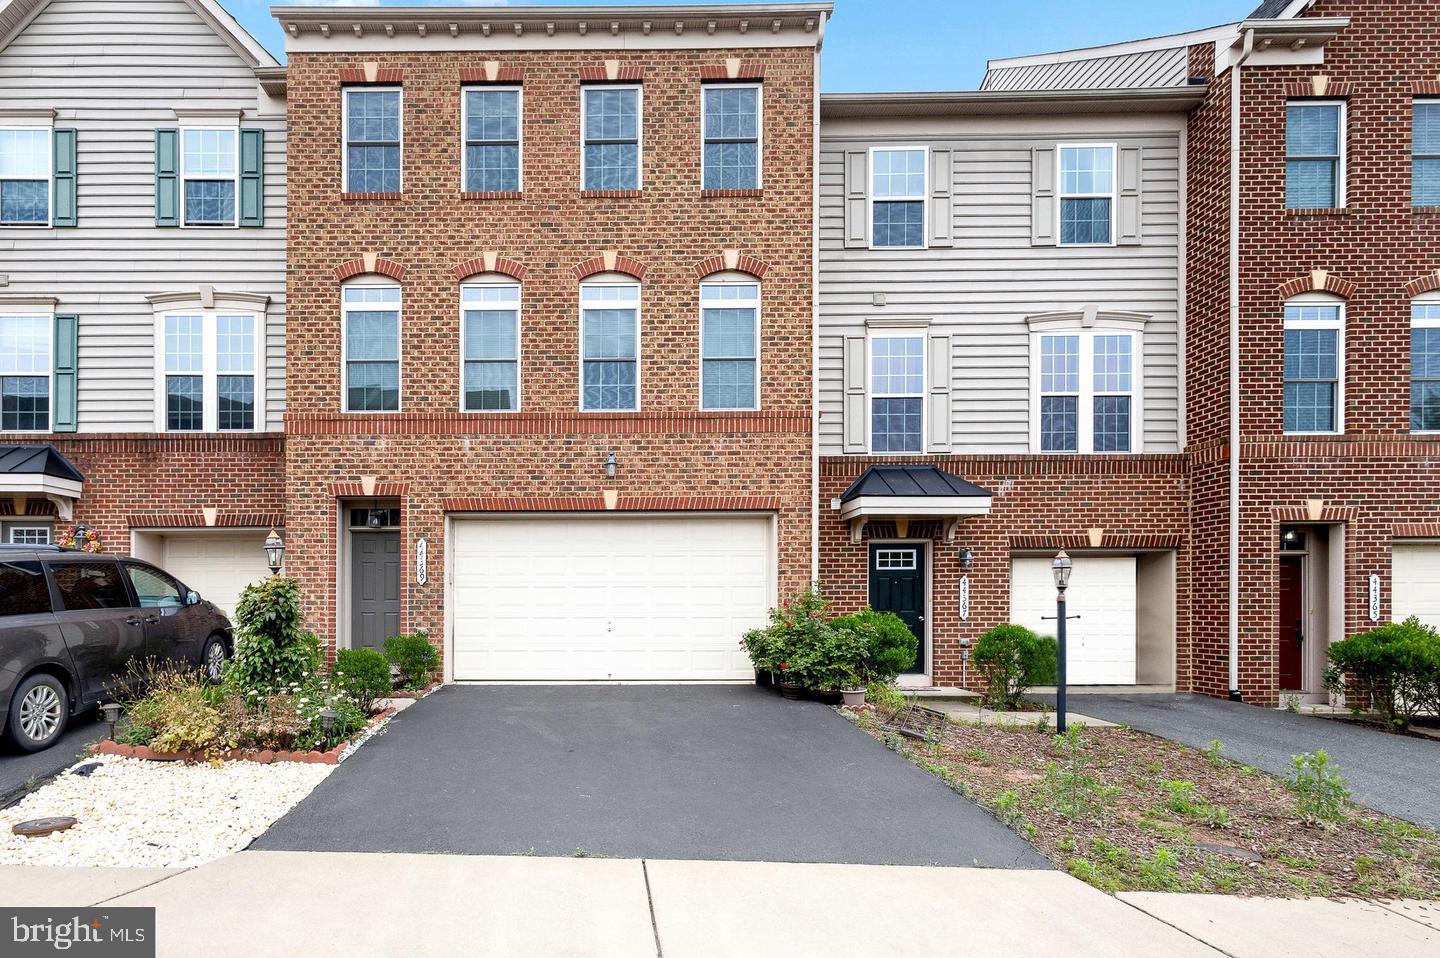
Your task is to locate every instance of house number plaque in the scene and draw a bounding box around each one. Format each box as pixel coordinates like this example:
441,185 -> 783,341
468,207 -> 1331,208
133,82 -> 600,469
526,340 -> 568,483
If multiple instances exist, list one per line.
958,575 -> 970,621
416,537 -> 429,586
1368,574 -> 1380,622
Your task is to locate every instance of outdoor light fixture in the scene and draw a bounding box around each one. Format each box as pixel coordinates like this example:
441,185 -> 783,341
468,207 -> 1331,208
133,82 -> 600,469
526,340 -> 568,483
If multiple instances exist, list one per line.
606,451 -> 618,478
320,708 -> 337,739
1051,549 -> 1073,592
1050,549 -> 1075,734
264,529 -> 284,576
99,702 -> 122,741
958,547 -> 974,569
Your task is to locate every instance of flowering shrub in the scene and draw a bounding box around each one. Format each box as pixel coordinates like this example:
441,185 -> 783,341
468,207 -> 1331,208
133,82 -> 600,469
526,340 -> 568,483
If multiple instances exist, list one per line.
742,587 -> 868,691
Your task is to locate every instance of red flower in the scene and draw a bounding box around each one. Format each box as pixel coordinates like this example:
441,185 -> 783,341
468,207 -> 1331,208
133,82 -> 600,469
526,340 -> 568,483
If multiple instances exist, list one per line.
779,662 -> 788,670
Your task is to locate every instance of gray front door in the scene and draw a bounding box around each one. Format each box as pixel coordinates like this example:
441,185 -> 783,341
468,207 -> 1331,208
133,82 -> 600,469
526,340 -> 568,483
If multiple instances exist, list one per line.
351,532 -> 400,652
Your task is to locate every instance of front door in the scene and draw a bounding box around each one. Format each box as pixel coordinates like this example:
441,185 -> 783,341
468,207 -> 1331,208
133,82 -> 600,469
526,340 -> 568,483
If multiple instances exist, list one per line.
351,531 -> 400,653
869,544 -> 926,675
1278,555 -> 1305,690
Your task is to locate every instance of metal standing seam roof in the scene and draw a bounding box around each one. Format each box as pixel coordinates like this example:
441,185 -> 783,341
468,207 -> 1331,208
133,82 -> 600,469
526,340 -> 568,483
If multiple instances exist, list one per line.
1249,0 -> 1295,18
839,465 -> 991,503
981,45 -> 1192,93
0,445 -> 84,482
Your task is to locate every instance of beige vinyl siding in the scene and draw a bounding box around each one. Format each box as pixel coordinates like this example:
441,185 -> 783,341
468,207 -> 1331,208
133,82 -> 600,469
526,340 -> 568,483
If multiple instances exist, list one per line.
819,115 -> 1183,456
0,0 -> 285,432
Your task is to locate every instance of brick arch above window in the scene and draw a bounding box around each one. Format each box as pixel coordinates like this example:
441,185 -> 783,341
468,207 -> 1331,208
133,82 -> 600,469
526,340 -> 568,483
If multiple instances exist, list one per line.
573,251 -> 647,282
1277,269 -> 1356,301
1404,269 -> 1440,298
334,254 -> 408,283
694,250 -> 768,281
453,254 -> 528,282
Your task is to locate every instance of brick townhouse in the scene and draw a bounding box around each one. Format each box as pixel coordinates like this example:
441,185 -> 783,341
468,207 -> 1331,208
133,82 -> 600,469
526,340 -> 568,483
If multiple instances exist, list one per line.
273,4 -> 826,679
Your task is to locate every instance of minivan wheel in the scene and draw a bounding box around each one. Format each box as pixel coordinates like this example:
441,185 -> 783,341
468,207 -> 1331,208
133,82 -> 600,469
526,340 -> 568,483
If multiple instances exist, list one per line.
6,674 -> 69,752
203,636 -> 229,683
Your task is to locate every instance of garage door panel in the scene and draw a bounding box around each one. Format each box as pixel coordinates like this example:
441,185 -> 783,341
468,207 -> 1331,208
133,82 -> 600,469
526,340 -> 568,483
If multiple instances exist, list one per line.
160,533 -> 270,620
1010,556 -> 1137,686
1393,544 -> 1440,630
452,516 -> 770,681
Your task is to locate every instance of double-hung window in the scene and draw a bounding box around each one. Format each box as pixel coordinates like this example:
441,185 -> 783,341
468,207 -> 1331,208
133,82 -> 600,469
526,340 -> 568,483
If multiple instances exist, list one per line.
462,88 -> 521,193
461,282 -> 520,411
0,127 -> 51,226
344,88 -> 402,194
580,281 -> 639,411
700,281 -> 759,410
869,333 -> 924,453
180,128 -> 238,226
343,284 -> 401,412
869,147 -> 925,249
1286,102 -> 1344,209
702,84 -> 760,190
582,86 -> 641,191
1411,301 -> 1440,432
1058,144 -> 1115,245
0,314 -> 51,431
1033,326 -> 1139,453
1415,101 -> 1440,207
157,310 -> 261,432
1282,299 -> 1343,434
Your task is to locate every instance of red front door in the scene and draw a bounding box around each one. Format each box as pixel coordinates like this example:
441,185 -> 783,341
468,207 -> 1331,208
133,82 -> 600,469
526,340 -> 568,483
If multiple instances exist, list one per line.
1278,556 -> 1305,690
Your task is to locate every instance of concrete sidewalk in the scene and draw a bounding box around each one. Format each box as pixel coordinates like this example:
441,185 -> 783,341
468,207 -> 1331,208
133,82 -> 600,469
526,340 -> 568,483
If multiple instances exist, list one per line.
2,852 -> 1436,957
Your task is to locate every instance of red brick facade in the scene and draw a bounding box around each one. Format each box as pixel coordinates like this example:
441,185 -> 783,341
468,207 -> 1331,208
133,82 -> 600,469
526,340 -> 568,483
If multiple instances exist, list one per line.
282,42 -> 817,657
1184,1 -> 1440,704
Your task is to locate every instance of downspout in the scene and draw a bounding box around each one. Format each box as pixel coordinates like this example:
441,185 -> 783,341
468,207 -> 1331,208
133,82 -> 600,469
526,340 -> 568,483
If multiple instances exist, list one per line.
810,12 -> 826,585
1227,28 -> 1255,701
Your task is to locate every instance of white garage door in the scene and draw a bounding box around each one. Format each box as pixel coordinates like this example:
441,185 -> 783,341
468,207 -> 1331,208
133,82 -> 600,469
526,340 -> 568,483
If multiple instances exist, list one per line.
451,515 -> 772,681
1392,543 -> 1440,629
161,533 -> 271,619
1010,556 -> 1137,685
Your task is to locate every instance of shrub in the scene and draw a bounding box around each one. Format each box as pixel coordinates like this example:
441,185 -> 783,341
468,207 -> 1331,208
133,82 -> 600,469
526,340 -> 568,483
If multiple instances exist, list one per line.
122,665 -> 232,759
335,647 -> 393,713
1287,750 -> 1350,827
831,609 -> 918,686
1324,617 -> 1440,730
742,586 -> 869,690
230,577 -> 323,699
973,624 -> 1059,710
384,633 -> 440,690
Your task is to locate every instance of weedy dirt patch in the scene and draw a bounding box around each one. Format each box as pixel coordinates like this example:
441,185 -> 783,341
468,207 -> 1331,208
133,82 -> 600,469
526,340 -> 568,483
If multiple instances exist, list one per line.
850,707 -> 1440,899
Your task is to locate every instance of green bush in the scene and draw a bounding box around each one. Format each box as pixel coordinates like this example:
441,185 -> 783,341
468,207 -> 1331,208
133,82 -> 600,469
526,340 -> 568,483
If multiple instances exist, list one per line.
230,577 -> 323,699
742,587 -> 870,691
1324,617 -> 1440,730
384,633 -> 440,690
335,647 -> 393,713
831,609 -> 918,686
973,624 -> 1059,710
1287,750 -> 1350,827
122,665 -> 232,759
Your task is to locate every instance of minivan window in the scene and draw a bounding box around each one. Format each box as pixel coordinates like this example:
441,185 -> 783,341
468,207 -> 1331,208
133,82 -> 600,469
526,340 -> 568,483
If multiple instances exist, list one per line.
125,564 -> 184,610
49,562 -> 132,611
0,560 -> 51,616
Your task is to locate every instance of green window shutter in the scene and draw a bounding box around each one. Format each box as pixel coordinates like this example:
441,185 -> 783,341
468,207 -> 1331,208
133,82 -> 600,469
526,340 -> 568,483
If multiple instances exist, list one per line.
239,128 -> 264,227
53,314 -> 78,433
154,128 -> 179,227
52,129 -> 77,227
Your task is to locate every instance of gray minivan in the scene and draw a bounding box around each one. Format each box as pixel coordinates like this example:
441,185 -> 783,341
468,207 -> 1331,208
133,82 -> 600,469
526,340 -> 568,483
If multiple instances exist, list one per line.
0,545 -> 235,752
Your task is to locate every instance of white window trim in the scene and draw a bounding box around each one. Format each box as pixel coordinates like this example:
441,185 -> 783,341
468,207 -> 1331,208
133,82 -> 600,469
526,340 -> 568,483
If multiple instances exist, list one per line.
867,145 -> 927,251
341,279 -> 403,414
1026,313 -> 1146,454
1414,99 -> 1440,207
458,276 -> 522,413
0,306 -> 54,435
578,275 -> 641,412
460,85 -> 523,194
7,524 -> 52,545
580,84 -> 643,192
1281,291 -> 1345,436
0,119 -> 54,229
1056,142 -> 1118,247
700,82 -> 763,191
866,329 -> 926,454
178,125 -> 240,229
1411,292 -> 1440,434
341,86 -> 404,195
1286,100 -> 1346,209
698,275 -> 760,411
151,303 -> 266,433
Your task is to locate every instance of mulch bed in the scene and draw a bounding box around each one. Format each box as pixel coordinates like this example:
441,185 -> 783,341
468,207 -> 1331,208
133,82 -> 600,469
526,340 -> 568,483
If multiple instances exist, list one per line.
89,706 -> 397,766
853,706 -> 1440,899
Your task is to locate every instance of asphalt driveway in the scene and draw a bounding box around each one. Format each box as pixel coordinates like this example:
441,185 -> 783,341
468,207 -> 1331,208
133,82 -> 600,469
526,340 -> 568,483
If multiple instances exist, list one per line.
254,685 -> 1048,868
0,711 -> 103,806
1057,694 -> 1440,829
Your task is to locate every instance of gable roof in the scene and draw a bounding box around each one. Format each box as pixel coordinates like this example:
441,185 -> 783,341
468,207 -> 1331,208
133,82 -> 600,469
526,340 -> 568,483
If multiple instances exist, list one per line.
0,0 -> 279,67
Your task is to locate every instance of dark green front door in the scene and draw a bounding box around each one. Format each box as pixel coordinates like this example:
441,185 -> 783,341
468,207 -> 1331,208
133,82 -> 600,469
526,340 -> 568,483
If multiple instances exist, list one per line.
868,544 -> 925,675
351,531 -> 400,652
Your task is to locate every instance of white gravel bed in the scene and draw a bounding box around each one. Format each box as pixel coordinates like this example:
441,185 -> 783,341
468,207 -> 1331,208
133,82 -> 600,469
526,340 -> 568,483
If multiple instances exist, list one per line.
0,755 -> 332,868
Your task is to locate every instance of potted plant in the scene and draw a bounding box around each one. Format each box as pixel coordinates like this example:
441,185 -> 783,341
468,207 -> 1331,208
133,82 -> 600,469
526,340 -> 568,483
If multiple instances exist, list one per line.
831,609 -> 919,708
743,586 -> 832,699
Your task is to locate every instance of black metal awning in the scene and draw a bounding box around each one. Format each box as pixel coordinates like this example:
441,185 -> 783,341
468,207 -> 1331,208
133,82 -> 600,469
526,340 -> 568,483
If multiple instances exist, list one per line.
837,465 -> 992,543
0,445 -> 84,520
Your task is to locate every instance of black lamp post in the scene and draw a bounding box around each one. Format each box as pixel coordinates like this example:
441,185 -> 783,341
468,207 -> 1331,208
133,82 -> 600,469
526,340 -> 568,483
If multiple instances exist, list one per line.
1052,549 -> 1073,734
264,529 -> 284,576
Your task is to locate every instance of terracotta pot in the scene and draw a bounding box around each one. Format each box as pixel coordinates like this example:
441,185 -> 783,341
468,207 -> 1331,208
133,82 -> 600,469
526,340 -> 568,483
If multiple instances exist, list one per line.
779,681 -> 804,700
841,688 -> 867,709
